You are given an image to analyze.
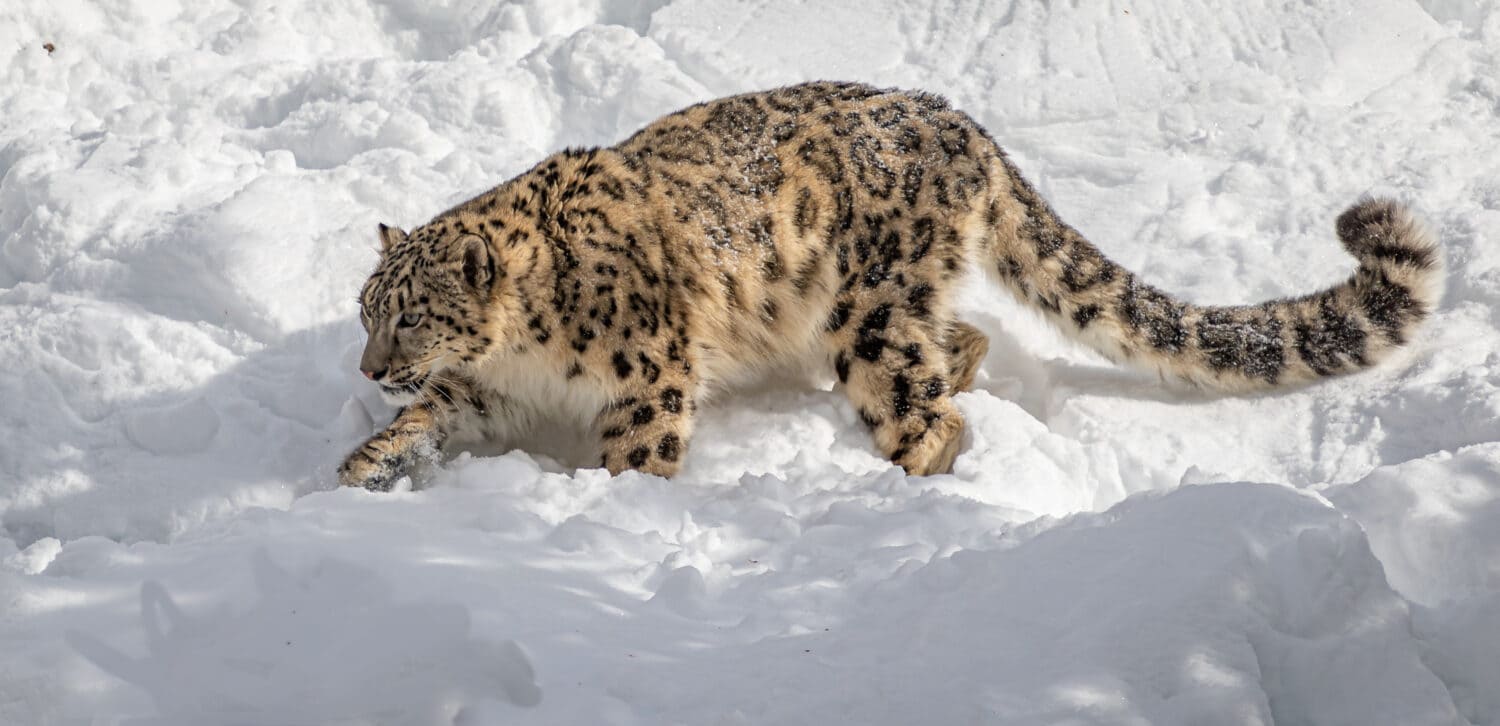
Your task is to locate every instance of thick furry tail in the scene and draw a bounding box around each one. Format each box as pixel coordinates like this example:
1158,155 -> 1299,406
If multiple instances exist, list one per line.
986,157 -> 1443,392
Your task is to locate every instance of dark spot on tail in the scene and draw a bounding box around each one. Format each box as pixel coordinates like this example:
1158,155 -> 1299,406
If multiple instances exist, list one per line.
1336,199 -> 1397,246
1295,293 -> 1369,376
1361,243 -> 1437,269
1357,269 -> 1420,343
1119,278 -> 1188,352
1336,199 -> 1436,269
1197,308 -> 1286,384
1059,243 -> 1116,293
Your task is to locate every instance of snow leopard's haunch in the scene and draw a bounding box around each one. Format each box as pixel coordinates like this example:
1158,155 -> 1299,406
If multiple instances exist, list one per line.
340,82 -> 1443,490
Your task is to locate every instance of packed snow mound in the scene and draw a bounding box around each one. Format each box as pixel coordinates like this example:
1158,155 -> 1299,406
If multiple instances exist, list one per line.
3,0 -> 1500,723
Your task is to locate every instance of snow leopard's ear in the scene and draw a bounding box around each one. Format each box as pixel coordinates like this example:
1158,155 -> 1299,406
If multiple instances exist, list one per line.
377,223 -> 407,254
459,234 -> 496,293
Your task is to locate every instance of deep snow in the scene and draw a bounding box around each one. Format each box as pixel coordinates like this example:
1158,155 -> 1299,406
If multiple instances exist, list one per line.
3,0 -> 1499,723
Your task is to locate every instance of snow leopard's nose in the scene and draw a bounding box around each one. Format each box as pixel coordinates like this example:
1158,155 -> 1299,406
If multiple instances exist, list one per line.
361,366 -> 386,381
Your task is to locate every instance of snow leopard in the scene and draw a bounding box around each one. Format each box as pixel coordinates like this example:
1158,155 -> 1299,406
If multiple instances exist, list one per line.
339,81 -> 1442,490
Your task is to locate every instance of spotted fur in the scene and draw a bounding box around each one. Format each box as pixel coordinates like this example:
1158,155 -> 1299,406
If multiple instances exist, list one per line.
339,82 -> 1443,490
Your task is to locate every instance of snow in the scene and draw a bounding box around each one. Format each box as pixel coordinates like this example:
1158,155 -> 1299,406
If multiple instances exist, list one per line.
3,0 -> 1499,723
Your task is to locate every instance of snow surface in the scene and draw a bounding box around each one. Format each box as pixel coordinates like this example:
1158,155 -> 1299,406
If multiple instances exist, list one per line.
3,0 -> 1500,723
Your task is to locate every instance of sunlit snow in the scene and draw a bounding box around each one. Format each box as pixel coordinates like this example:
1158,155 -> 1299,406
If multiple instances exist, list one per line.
3,1 -> 1499,724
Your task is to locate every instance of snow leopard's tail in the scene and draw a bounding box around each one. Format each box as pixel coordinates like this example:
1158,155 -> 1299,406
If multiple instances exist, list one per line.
983,155 -> 1443,392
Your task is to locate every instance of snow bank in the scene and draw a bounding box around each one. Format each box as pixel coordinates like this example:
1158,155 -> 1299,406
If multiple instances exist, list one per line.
3,0 -> 1499,723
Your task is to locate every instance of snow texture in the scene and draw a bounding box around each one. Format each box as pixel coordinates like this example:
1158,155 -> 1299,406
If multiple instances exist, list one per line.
3,0 -> 1499,723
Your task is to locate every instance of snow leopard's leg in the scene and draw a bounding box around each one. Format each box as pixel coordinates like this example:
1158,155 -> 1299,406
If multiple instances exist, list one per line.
945,322 -> 989,393
339,404 -> 444,491
830,304 -> 966,477
595,370 -> 702,478
338,377 -> 484,490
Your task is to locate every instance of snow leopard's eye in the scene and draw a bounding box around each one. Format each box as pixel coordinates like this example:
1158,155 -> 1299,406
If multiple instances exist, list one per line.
398,312 -> 423,328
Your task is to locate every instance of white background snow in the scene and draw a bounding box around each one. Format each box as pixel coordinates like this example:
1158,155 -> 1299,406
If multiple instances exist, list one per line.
3,0 -> 1499,723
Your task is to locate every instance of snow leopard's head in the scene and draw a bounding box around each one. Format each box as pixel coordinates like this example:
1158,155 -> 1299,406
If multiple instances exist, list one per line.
356,222 -> 507,404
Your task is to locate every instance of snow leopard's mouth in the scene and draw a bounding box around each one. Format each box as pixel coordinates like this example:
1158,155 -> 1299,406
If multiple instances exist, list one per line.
381,371 -> 430,392
377,375 -> 428,405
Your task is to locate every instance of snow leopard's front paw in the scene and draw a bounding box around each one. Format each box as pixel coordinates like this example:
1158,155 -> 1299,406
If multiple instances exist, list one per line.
337,406 -> 443,491
337,446 -> 403,491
